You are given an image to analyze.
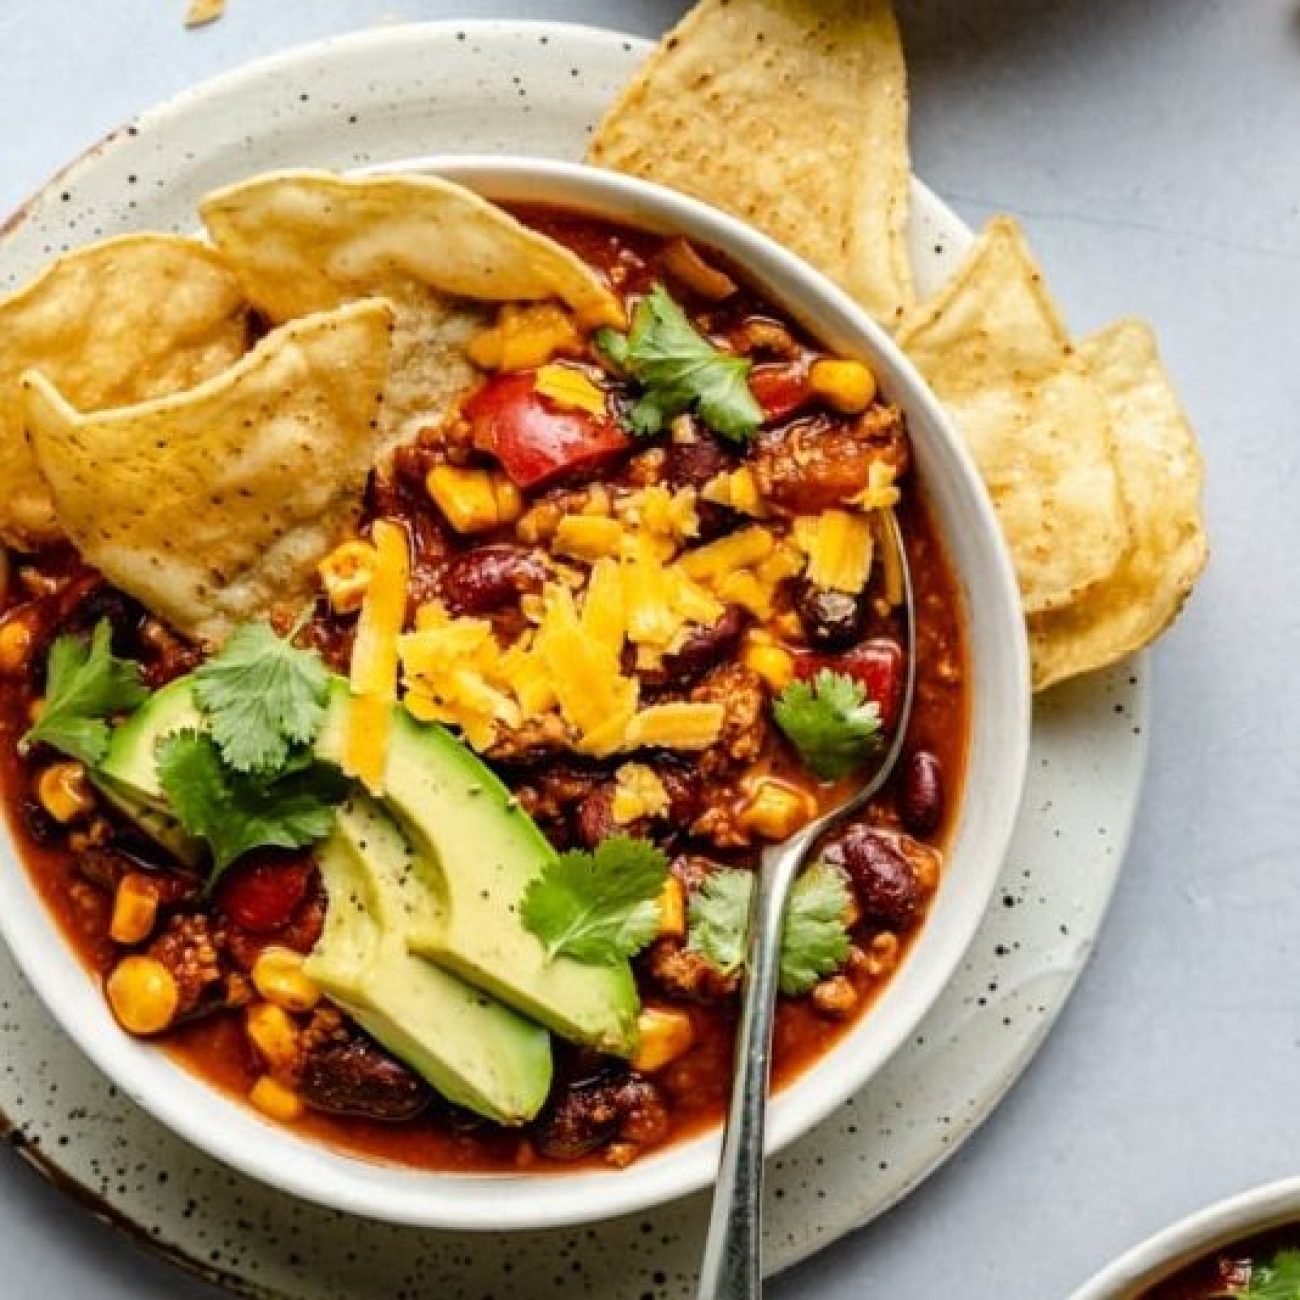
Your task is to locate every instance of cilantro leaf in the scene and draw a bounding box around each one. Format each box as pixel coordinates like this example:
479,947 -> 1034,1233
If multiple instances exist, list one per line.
22,620 -> 148,766
521,836 -> 670,964
156,730 -> 347,883
773,669 -> 882,780
597,284 -> 762,442
686,862 -> 854,996
192,620 -> 329,774
1242,1250 -> 1300,1300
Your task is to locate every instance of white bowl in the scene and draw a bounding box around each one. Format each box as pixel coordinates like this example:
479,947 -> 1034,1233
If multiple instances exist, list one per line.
0,156 -> 1031,1229
1070,1179 -> 1300,1298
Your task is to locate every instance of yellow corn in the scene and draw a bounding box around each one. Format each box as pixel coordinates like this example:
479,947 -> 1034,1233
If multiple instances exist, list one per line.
0,615 -> 34,675
467,302 -> 582,371
251,947 -> 322,1014
106,956 -> 179,1036
624,702 -> 724,752
37,762 -> 95,824
553,514 -> 625,560
317,539 -> 379,615
809,358 -> 877,413
632,1006 -> 695,1073
426,464 -> 519,534
739,781 -> 817,841
109,873 -> 161,946
741,634 -> 795,691
658,877 -> 687,939
249,1075 -> 304,1123
246,1002 -> 301,1075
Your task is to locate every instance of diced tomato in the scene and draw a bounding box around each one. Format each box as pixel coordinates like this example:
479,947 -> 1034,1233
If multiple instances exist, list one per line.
749,360 -> 814,423
465,370 -> 629,490
795,637 -> 905,733
215,854 -> 313,934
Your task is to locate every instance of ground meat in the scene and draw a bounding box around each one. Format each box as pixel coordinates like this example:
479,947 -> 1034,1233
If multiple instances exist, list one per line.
146,912 -> 250,1020
533,1071 -> 670,1162
297,1010 -> 432,1122
689,663 -> 767,777
724,316 -> 801,359
754,405 -> 910,513
644,937 -> 740,1003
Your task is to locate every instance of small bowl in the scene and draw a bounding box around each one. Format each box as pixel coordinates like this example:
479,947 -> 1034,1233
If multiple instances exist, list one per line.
0,156 -> 1031,1229
1070,1178 -> 1300,1298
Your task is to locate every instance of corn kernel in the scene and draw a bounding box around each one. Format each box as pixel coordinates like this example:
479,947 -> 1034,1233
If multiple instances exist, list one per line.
809,358 -> 877,414
492,475 -> 523,524
0,615 -> 33,675
739,780 -> 817,841
249,1075 -> 304,1123
632,1005 -> 695,1073
741,635 -> 796,692
657,877 -> 687,939
317,539 -> 379,615
109,873 -> 161,946
246,1002 -> 301,1075
426,464 -> 514,534
251,947 -> 322,1014
106,956 -> 179,1036
37,762 -> 95,824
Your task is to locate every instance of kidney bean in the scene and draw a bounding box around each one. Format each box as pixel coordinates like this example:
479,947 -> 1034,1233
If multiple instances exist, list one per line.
793,579 -> 868,651
663,429 -> 735,489
643,604 -> 746,687
533,1071 -> 669,1161
899,750 -> 944,837
822,823 -> 921,929
300,1035 -> 432,1122
438,544 -> 547,616
576,783 -> 621,848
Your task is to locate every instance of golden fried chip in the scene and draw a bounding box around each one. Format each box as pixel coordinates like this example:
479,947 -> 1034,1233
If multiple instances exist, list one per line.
898,216 -> 1129,613
23,300 -> 393,645
0,235 -> 249,546
200,170 -> 624,456
184,0 -> 225,27
1029,320 -> 1207,690
587,0 -> 913,326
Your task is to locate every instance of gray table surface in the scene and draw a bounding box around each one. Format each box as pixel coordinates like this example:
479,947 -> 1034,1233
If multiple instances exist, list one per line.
0,1 -> 1291,1296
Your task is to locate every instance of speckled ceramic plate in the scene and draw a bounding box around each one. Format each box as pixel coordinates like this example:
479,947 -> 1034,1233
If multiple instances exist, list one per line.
0,19 -> 1150,1298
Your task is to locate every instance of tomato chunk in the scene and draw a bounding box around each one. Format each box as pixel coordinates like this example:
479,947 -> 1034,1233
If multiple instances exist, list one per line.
749,360 -> 814,424
795,636 -> 905,733
215,854 -> 313,934
465,370 -> 629,490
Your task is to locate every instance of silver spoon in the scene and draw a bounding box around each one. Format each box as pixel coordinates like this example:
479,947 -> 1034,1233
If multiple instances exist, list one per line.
695,510 -> 917,1300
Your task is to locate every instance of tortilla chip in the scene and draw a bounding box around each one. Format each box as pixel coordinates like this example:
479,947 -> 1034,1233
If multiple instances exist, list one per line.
23,299 -> 393,645
1029,321 -> 1207,690
200,170 -> 623,457
0,234 -> 249,547
898,216 -> 1129,613
587,0 -> 913,326
185,0 -> 225,27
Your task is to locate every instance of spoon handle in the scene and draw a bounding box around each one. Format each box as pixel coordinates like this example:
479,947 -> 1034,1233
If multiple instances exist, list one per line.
696,837 -> 809,1300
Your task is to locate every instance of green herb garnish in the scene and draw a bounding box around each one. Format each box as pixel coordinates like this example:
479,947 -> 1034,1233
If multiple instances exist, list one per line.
522,836 -> 670,964
22,620 -> 149,766
192,618 -> 329,774
686,862 -> 853,996
1225,1249 -> 1300,1300
156,730 -> 347,883
595,284 -> 762,442
772,669 -> 882,780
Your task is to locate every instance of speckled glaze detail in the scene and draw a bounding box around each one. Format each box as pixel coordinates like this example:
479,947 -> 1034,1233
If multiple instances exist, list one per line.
0,20 -> 1149,1298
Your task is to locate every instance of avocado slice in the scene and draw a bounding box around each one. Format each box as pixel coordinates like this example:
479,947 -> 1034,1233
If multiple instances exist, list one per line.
101,673 -> 639,1056
316,693 -> 640,1057
307,797 -> 552,1125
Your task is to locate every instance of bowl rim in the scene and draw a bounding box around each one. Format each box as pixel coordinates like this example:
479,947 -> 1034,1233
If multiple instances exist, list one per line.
0,153 -> 1031,1230
1068,1178 -> 1300,1299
